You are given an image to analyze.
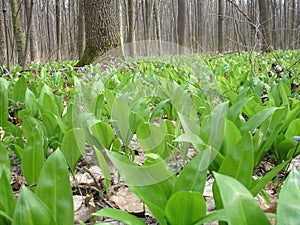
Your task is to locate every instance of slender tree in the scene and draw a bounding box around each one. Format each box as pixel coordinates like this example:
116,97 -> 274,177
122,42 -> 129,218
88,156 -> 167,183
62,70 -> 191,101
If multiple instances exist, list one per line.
218,0 -> 225,52
127,0 -> 135,57
177,0 -> 187,53
0,0 -> 6,65
258,0 -> 273,51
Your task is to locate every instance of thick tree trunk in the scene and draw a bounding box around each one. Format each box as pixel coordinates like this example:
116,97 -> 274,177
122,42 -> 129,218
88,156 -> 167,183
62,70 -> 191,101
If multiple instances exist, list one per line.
258,0 -> 273,52
10,0 -> 25,64
76,0 -> 121,66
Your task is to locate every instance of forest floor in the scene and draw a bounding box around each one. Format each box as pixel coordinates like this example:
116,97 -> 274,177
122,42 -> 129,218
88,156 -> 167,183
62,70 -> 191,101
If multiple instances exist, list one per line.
10,137 -> 300,225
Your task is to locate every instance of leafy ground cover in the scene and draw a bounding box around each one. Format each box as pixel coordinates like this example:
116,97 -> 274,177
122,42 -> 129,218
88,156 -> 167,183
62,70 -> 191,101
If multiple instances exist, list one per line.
0,50 -> 300,225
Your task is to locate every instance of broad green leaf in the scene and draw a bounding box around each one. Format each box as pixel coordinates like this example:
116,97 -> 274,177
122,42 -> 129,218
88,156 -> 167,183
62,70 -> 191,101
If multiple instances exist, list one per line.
219,133 -> 253,188
214,173 -> 270,225
0,81 -> 8,127
12,77 -> 27,103
277,170 -> 300,225
106,151 -> 174,225
25,89 -> 39,117
178,112 -> 200,136
165,191 -> 206,225
21,130 -> 44,185
193,209 -> 227,225
112,99 -> 133,146
93,208 -> 146,225
250,161 -> 288,196
221,119 -> 241,156
18,111 -> 46,140
0,171 -> 15,224
35,150 -> 73,225
0,143 -> 10,180
12,187 -> 56,225
240,107 -> 278,134
285,118 -> 300,140
61,128 -> 85,173
94,149 -> 111,194
253,107 -> 288,166
227,97 -> 251,123
136,122 -> 165,151
280,102 -> 300,132
91,122 -> 114,149
173,153 -> 208,194
42,93 -> 60,116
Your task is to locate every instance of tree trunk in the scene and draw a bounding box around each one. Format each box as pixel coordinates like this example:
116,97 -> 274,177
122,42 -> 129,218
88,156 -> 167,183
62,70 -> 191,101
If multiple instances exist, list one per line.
10,0 -> 25,64
25,0 -> 39,62
76,0 -> 121,66
127,0 -> 135,57
153,0 -> 161,55
177,0 -> 187,54
77,0 -> 85,58
218,0 -> 225,52
0,0 -> 6,65
56,0 -> 62,61
258,0 -> 273,52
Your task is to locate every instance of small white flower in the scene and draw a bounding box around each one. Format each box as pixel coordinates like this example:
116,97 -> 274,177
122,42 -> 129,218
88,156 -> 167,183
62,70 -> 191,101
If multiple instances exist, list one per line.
292,136 -> 300,144
0,127 -> 4,141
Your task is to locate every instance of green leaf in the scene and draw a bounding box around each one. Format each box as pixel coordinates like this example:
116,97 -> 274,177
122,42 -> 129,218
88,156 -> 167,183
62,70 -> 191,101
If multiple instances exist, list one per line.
214,173 -> 270,225
240,107 -> 278,135
165,191 -> 206,225
221,119 -> 241,156
219,133 -> 253,188
94,149 -> 111,194
93,208 -> 146,225
193,209 -> 227,225
18,111 -> 46,140
285,118 -> 300,140
136,122 -> 165,151
12,187 -> 56,225
173,152 -> 208,194
24,89 -> 39,117
35,150 -> 73,225
0,81 -> 8,127
42,93 -> 60,116
61,128 -> 85,173
227,97 -> 251,123
112,99 -> 133,145
280,102 -> 300,132
0,171 -> 15,223
21,130 -> 44,185
253,107 -> 287,165
277,170 -> 300,225
91,122 -> 114,149
250,161 -> 288,196
0,143 -> 10,180
12,77 -> 27,103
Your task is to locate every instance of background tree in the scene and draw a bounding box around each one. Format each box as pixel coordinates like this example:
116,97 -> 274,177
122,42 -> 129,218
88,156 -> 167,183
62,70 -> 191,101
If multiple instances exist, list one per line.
177,0 -> 187,54
0,0 -> 6,65
218,0 -> 225,52
76,0 -> 121,66
258,0 -> 273,51
10,0 -> 25,64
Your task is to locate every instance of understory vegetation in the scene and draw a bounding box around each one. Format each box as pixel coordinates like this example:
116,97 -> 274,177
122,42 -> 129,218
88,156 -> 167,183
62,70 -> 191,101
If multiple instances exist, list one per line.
0,50 -> 300,225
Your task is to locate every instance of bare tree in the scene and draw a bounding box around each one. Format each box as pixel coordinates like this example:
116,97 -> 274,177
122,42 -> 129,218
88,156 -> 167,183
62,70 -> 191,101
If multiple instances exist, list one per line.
258,0 -> 272,51
0,0 -> 6,65
77,0 -> 85,58
127,0 -> 135,57
56,0 -> 62,60
10,0 -> 25,64
177,0 -> 187,53
218,0 -> 225,52
76,0 -> 121,66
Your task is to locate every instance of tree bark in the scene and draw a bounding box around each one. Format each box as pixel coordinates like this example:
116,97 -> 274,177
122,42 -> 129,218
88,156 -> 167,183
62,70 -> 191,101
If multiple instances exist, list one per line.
10,0 -> 26,64
77,0 -> 85,58
258,0 -> 273,52
127,0 -> 135,57
0,0 -> 6,65
218,0 -> 225,52
56,0 -> 62,61
76,0 -> 121,66
177,0 -> 187,54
